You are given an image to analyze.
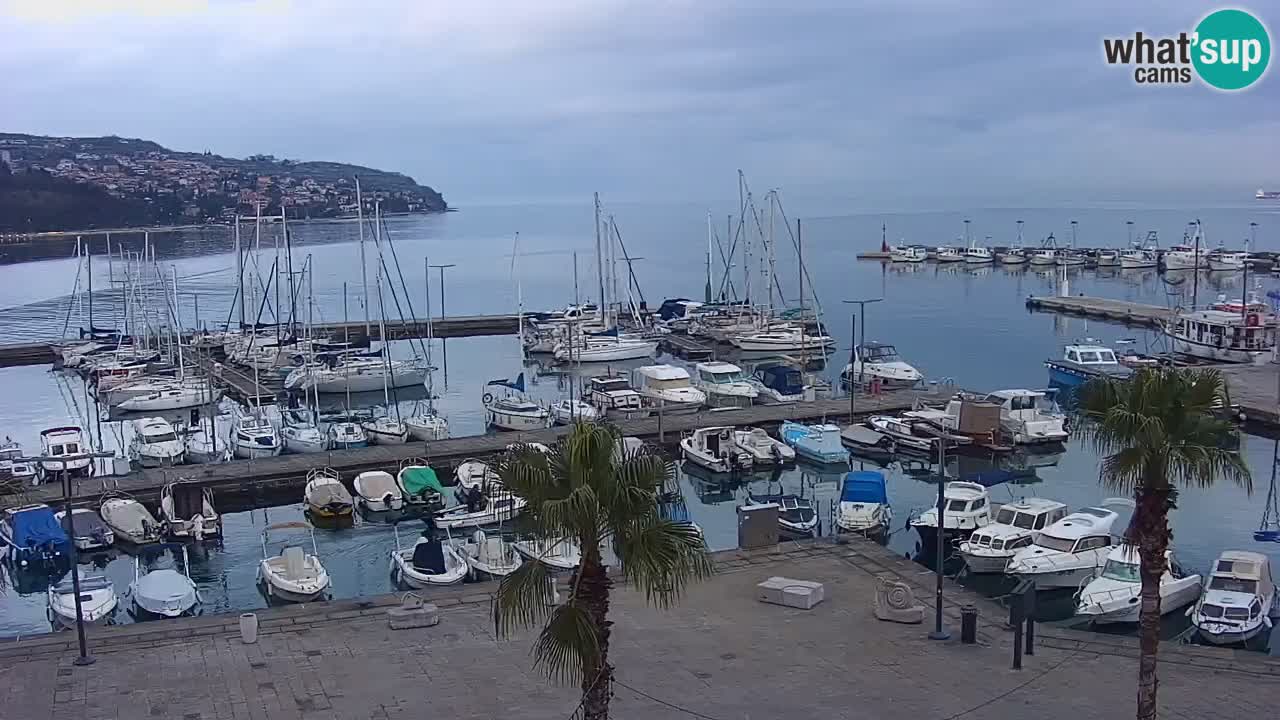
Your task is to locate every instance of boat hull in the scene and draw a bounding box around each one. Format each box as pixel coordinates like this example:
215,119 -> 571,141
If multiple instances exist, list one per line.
1011,566 -> 1098,590
1168,334 -> 1270,364
485,409 -> 548,431
958,551 -> 1013,574
1195,622 -> 1268,646
233,443 -> 281,460
1079,583 -> 1202,625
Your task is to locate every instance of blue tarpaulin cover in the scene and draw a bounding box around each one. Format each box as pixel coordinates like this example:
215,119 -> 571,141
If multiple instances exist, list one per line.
840,471 -> 887,504
10,506 -> 69,549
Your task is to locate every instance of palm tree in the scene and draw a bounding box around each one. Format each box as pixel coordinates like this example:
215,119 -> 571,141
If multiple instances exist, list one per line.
492,422 -> 711,720
1075,367 -> 1250,720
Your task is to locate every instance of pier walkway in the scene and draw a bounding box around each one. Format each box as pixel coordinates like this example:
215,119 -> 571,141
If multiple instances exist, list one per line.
2,390 -> 937,511
3,540 -> 1273,720
1025,295 -> 1174,328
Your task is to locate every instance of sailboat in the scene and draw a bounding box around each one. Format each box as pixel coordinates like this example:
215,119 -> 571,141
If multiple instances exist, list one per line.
403,257 -> 449,441
360,203 -> 410,446
483,373 -> 549,431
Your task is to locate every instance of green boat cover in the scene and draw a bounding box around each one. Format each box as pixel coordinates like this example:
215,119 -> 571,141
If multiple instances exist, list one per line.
400,466 -> 445,497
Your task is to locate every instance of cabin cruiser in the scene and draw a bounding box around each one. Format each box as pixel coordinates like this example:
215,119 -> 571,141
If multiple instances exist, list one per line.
1045,343 -> 1132,389
1191,550 -> 1278,646
48,574 -> 118,628
889,245 -> 927,263
909,481 -> 991,547
390,527 -> 469,588
1006,507 -> 1121,589
1164,309 -> 1276,364
548,398 -> 602,425
116,383 -> 221,413
588,375 -> 647,419
841,342 -> 922,389
779,421 -> 850,464
230,410 -> 281,459
1075,548 -> 1202,625
1208,250 -> 1248,272
0,438 -> 37,486
281,409 -> 329,453
680,426 -> 752,474
130,544 -> 199,618
258,522 -> 331,603
963,244 -> 994,264
38,426 -> 92,480
55,508 -> 114,552
1163,244 -> 1207,270
732,427 -> 795,466
159,481 -> 221,540
99,496 -> 162,546
1095,249 -> 1120,267
958,498 -> 1068,573
728,327 -> 835,353
983,389 -> 1068,445
1120,231 -> 1160,268
324,415 -> 369,450
999,248 -> 1028,264
630,365 -> 706,414
0,504 -> 70,570
934,246 -> 964,263
750,364 -> 808,404
353,470 -> 405,512
692,361 -> 758,408
130,417 -> 186,468
835,471 -> 891,537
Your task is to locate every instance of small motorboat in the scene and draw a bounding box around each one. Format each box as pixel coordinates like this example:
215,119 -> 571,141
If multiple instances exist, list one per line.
1044,343 -> 1133,390
548,398 -> 601,425
934,246 -> 964,263
889,245 -> 927,263
100,495 -> 163,546
867,415 -> 938,454
404,410 -> 449,441
281,409 -> 329,454
434,492 -> 528,530
0,438 -> 37,486
456,529 -> 523,579
692,361 -> 758,409
0,504 -> 71,570
512,537 -> 582,571
999,248 -> 1029,264
55,508 -> 114,552
130,543 -> 199,618
680,426 -> 752,474
835,471 -> 892,537
909,481 -> 992,548
1191,550 -> 1278,646
257,522 -> 331,603
159,481 -> 221,540
779,421 -> 850,465
389,526 -> 468,588
958,498 -> 1068,574
1007,507 -> 1123,589
1076,547 -> 1202,625
1095,249 -> 1121,267
230,411 -> 281,459
454,458 -> 502,504
842,342 -> 923,390
750,364 -> 807,404
362,415 -> 409,445
38,426 -> 93,480
325,416 -> 369,449
732,427 -> 795,466
396,460 -> 447,509
353,470 -> 405,512
484,396 -> 550,431
839,424 -> 897,464
303,468 -> 354,520
48,575 -> 118,628
745,493 -> 818,537
983,389 -> 1069,445
130,417 -> 187,468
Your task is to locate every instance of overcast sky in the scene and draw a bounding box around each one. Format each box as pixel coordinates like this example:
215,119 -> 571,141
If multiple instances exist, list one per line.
1,1 -> 1275,209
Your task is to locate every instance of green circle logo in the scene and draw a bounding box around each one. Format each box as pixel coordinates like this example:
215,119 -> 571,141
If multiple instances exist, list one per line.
1193,9 -> 1271,90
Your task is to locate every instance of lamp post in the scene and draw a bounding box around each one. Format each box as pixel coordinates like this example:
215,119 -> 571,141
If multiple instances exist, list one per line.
928,439 -> 951,641
841,299 -> 883,417
428,263 -> 456,383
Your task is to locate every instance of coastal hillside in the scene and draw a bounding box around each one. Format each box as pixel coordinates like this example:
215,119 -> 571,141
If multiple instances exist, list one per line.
0,133 -> 446,232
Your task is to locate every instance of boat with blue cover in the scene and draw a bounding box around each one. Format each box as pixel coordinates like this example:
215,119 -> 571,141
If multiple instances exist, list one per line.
836,471 -> 892,537
751,363 -> 808,404
779,421 -> 850,465
0,504 -> 71,570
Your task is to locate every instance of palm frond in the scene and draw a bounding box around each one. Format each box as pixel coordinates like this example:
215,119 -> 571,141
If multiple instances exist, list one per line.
532,603 -> 601,684
493,556 -> 556,638
613,517 -> 714,607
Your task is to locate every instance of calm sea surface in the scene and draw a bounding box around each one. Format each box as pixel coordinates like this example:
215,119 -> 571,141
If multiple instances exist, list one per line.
1,202 -> 1279,650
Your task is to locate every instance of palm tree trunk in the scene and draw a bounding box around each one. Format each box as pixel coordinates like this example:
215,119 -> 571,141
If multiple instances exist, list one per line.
1133,483 -> 1174,720
579,552 -> 614,720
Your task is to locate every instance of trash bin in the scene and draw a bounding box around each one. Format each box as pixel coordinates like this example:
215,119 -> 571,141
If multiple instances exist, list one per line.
960,604 -> 978,644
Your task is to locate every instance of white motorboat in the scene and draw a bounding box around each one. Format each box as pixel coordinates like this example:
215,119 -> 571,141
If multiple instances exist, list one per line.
867,415 -> 936,453
303,468 -> 354,521
389,526 -> 469,588
454,458 -> 501,503
750,364 -> 808,404
100,496 -> 162,546
185,422 -> 230,464
48,575 -> 118,627
1095,249 -> 1120,267
1120,248 -> 1159,269
353,470 -> 405,512
999,248 -> 1029,265
230,411 -> 281,459
842,342 -> 923,389
1191,550 -> 1278,646
0,438 -> 37,486
835,470 -> 892,537
116,384 -> 222,413
909,481 -> 991,547
1028,248 -> 1057,266
630,365 -> 706,414
159,481 -> 221,540
692,361 -> 758,408
889,245 -> 927,263
728,327 -> 835,352
38,426 -> 92,480
1076,548 -> 1202,625
959,498 -> 1068,573
257,522 -> 331,603
281,409 -> 329,453
982,389 -> 1069,445
325,417 -> 368,449
732,427 -> 795,466
130,544 -> 199,618
130,417 -> 186,468
1165,309 -> 1276,364
934,246 -> 964,263
1163,243 -> 1207,270
456,529 -> 524,579
361,416 -> 409,445
963,244 -> 994,264
1055,250 -> 1087,267
55,508 -> 114,552
404,411 -> 449,441
1006,507 -> 1122,589
1208,250 -> 1248,271
588,375 -> 647,419
680,426 -> 752,474
548,398 -> 601,425
484,396 -> 549,431
512,537 -> 582,571
554,336 -> 657,363
434,493 -> 527,530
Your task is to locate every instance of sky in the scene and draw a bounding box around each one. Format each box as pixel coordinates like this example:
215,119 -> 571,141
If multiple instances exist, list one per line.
0,0 -> 1276,210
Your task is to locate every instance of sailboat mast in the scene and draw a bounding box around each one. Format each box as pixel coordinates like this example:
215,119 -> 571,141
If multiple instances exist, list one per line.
513,233 -> 524,359
704,212 -> 713,304
171,266 -> 184,380
374,202 -> 396,419
1192,219 -> 1201,310
282,204 -> 296,337
594,192 -> 605,314
343,282 -> 352,414
234,216 -> 245,327
573,251 -> 580,307
424,256 -> 435,409
87,242 -> 93,335
356,177 -> 370,335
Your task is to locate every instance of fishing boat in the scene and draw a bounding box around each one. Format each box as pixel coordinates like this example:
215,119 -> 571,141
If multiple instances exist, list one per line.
281,409 -> 329,453
958,498 -> 1068,573
1095,249 -> 1120,267
630,365 -> 706,414
229,410 -> 281,459
397,460 -> 447,509
1164,309 -> 1276,364
778,421 -> 849,464
456,529 -> 523,579
732,427 -> 795,466
1006,507 -> 1122,589
512,537 -> 582,571
934,246 -> 964,263
353,470 -> 405,512
1075,548 -> 1202,624
680,426 -> 752,474
129,417 -> 186,468
1191,550 -> 1278,646
48,575 -> 118,628
130,544 -> 199,618
389,526 -> 469,588
0,504 -> 70,569
1120,246 -> 1159,269
728,327 -> 835,352
55,508 -> 114,552
257,522 -> 331,603
159,481 -> 221,540
999,248 -> 1029,265
750,364 -> 807,404
483,373 -> 550,430
38,426 -> 92,480
841,342 -> 923,389
1208,248 -> 1248,272
867,415 -> 936,453
325,415 -> 369,449
1163,243 -> 1207,270
1055,250 -> 1087,267
548,398 -> 601,425
361,415 -> 410,445
963,244 -> 994,264
434,492 -> 527,530
889,246 -> 927,263
116,384 -> 221,412
909,481 -> 991,547
745,492 -> 818,537
691,361 -> 758,408
835,471 -> 892,537
99,496 -> 162,546
303,468 -> 354,520
1044,343 -> 1133,389
983,389 -> 1069,445
588,375 -> 647,419
1028,248 -> 1057,266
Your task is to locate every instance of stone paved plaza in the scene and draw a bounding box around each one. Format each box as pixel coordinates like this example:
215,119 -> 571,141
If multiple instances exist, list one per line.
2,540 -> 1277,720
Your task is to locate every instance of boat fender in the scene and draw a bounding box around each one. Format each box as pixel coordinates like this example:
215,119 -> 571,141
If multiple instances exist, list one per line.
482,393 -> 494,405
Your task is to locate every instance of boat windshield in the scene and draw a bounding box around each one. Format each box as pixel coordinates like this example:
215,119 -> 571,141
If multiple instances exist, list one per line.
645,378 -> 690,391
145,432 -> 178,443
1208,577 -> 1258,593
50,443 -> 80,456
1034,534 -> 1077,553
862,345 -> 900,362
1077,350 -> 1117,364
1101,559 -> 1140,582
701,369 -> 745,384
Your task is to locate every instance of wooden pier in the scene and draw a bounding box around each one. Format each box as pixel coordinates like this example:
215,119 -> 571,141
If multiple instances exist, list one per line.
659,333 -> 715,360
1025,295 -> 1174,328
1,389 -> 938,512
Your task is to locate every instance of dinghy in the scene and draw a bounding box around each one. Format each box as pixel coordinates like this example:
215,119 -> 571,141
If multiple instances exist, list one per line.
680,426 -> 752,474
47,575 -> 118,628
744,493 -> 819,537
732,427 -> 795,466
130,544 -> 199,618
456,529 -> 523,579
159,481 -> 221,540
389,526 -> 468,588
512,537 -> 582,571
100,495 -> 163,546
434,492 -> 527,530
353,470 -> 405,512
396,460 -> 447,509
55,508 -> 114,552
303,468 -> 354,520
257,522 -> 331,603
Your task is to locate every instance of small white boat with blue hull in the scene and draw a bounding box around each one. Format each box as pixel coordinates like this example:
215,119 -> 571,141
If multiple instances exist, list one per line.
1045,343 -> 1132,390
779,421 -> 849,465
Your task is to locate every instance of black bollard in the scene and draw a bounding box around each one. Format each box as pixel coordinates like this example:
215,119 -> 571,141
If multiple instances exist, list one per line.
1009,590 -> 1025,670
1025,615 -> 1035,656
960,604 -> 978,645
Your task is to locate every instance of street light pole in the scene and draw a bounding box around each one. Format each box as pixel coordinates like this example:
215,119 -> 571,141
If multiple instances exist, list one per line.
428,263 -> 457,383
841,297 -> 883,384
929,438 -> 951,641
61,467 -> 93,665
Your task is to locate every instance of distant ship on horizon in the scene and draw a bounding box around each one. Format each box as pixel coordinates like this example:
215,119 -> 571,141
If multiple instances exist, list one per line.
1257,188 -> 1280,200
